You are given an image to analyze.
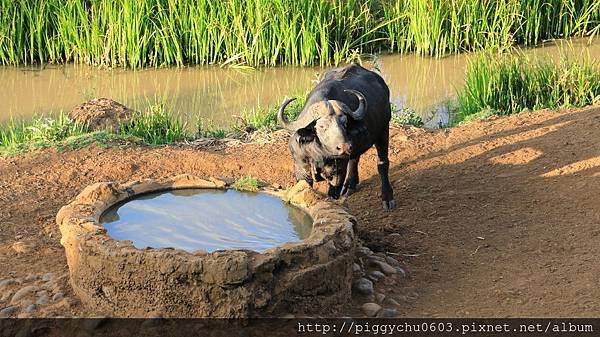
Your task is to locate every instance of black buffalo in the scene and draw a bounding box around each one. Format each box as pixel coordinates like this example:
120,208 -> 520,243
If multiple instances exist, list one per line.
278,63 -> 395,209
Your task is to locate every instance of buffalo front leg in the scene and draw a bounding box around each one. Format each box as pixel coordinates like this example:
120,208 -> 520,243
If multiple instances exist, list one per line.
375,131 -> 395,210
327,159 -> 348,200
341,156 -> 360,196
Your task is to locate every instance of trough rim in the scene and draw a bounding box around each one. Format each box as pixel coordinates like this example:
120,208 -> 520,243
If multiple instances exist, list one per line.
57,173 -> 357,276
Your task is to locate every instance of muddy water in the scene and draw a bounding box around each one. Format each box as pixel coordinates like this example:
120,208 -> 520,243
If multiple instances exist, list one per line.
100,189 -> 313,253
1,38 -> 598,127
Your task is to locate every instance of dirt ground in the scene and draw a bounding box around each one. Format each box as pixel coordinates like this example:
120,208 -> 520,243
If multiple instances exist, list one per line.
1,105 -> 599,317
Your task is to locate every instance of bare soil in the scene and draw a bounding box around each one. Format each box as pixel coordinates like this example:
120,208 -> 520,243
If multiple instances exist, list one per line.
1,105 -> 599,317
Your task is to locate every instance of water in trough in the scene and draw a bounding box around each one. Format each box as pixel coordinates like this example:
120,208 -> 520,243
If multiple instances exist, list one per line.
100,189 -> 313,253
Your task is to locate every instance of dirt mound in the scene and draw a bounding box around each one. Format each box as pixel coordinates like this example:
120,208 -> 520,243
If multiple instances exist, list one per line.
1,105 -> 599,317
68,98 -> 134,132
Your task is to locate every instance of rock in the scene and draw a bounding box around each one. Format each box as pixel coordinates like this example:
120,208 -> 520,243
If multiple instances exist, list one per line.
0,279 -> 17,289
369,271 -> 386,281
356,246 -> 373,257
41,273 -> 54,282
36,294 -> 49,306
0,305 -> 18,317
69,98 -> 134,132
383,297 -> 401,307
385,256 -> 401,267
24,304 -> 36,312
396,266 -> 407,277
11,286 -> 39,303
377,308 -> 398,318
1,290 -> 13,302
352,263 -> 362,273
368,255 -> 386,263
352,278 -> 374,296
372,261 -> 397,275
375,293 -> 386,303
284,180 -> 321,206
52,292 -> 64,301
361,303 -> 382,317
24,274 -> 39,282
12,241 -> 33,254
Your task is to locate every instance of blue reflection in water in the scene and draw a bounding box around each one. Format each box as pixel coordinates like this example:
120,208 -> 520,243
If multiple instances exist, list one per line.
100,189 -> 313,253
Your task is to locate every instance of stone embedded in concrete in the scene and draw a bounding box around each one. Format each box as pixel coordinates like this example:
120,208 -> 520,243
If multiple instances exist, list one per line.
352,278 -> 374,296
57,177 -> 356,318
361,303 -> 381,317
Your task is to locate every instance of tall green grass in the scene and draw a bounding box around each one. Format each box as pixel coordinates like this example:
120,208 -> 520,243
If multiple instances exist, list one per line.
455,51 -> 600,123
0,0 -> 598,67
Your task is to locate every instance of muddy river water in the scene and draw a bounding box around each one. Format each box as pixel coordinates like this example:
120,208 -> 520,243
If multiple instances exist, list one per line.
1,38 -> 598,128
100,189 -> 313,253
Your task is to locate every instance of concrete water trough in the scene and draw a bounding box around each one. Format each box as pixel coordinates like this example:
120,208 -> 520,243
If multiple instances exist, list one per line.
56,175 -> 357,317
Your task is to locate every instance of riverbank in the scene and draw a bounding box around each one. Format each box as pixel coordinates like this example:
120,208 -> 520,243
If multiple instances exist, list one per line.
1,104 -> 599,317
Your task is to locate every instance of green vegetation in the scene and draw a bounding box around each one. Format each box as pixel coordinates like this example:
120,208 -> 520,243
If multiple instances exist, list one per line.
240,93 -> 305,130
119,104 -> 186,144
0,113 -> 88,155
391,106 -> 424,127
232,175 -> 260,192
0,0 -> 598,67
454,51 -> 600,124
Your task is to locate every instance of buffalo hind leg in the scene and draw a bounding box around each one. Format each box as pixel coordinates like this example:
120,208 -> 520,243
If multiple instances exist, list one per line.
341,156 -> 360,196
375,131 -> 395,210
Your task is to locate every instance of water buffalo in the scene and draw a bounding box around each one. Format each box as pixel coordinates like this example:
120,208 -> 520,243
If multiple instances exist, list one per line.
278,63 -> 395,209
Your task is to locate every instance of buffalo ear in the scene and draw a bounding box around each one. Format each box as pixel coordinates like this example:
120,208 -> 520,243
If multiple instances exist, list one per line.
296,125 -> 316,144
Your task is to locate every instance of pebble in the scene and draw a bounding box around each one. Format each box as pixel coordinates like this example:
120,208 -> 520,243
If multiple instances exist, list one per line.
384,256 -> 401,267
0,305 -> 19,317
356,246 -> 373,257
52,292 -> 64,301
373,261 -> 397,275
368,255 -> 386,263
352,278 -> 374,296
0,279 -> 17,289
36,294 -> 49,306
375,293 -> 386,303
396,266 -> 407,277
352,263 -> 362,273
24,274 -> 39,282
383,297 -> 401,308
11,286 -> 39,303
377,308 -> 398,318
369,271 -> 386,281
24,304 -> 36,312
361,303 -> 382,317
1,291 -> 13,302
42,273 -> 54,282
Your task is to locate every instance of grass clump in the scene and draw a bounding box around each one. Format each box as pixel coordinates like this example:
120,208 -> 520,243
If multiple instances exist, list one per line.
232,175 -> 260,192
119,104 -> 186,144
240,93 -> 305,131
455,51 -> 600,124
391,106 -> 424,127
0,113 -> 88,155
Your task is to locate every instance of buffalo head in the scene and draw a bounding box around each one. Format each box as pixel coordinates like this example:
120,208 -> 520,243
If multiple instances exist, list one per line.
278,90 -> 366,157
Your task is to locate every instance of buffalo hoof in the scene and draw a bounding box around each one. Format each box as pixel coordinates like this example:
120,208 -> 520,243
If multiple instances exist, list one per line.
341,186 -> 356,197
382,199 -> 396,210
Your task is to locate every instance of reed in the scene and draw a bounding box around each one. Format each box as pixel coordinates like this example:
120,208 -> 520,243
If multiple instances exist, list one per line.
0,0 -> 598,67
455,50 -> 600,123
